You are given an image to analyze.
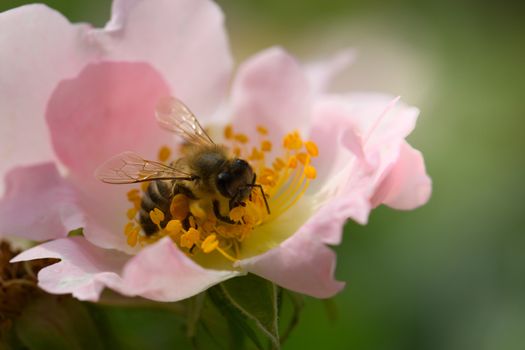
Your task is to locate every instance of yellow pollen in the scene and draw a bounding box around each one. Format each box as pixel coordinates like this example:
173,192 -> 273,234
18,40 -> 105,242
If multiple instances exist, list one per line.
165,220 -> 182,234
224,124 -> 233,139
283,132 -> 303,150
127,189 -> 140,202
127,229 -> 139,247
157,146 -> 172,162
257,125 -> 268,135
248,148 -> 259,160
149,208 -> 165,226
141,182 -> 149,192
305,141 -> 319,157
261,140 -> 272,152
297,152 -> 309,165
304,165 -> 317,179
170,194 -> 189,221
201,234 -> 219,253
124,222 -> 135,236
234,133 -> 249,144
233,147 -> 241,157
229,206 -> 246,222
273,158 -> 285,171
127,208 -> 137,220
288,156 -> 298,169
180,228 -> 200,249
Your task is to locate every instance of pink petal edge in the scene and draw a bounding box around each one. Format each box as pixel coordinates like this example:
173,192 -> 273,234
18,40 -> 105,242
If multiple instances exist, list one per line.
11,237 -> 128,302
0,163 -> 83,241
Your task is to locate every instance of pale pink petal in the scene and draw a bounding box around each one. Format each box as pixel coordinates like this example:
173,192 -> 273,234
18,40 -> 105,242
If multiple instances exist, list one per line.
0,163 -> 83,241
305,49 -> 356,94
230,47 -> 311,143
309,93 -> 420,197
371,141 -> 432,210
0,4 -> 95,195
237,226 -> 345,299
120,237 -> 240,302
46,61 -> 172,251
97,0 -> 232,117
11,237 -> 128,302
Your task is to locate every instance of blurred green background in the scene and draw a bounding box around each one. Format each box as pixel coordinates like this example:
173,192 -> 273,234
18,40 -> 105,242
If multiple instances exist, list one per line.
2,0 -> 524,349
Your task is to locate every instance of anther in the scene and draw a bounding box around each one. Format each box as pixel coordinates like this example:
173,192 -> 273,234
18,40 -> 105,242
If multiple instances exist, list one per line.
288,156 -> 298,169
201,234 -> 219,253
165,220 -> 182,234
224,124 -> 234,139
229,206 -> 246,222
127,189 -> 140,202
127,208 -> 137,220
180,228 -> 200,249
304,165 -> 317,179
261,140 -> 272,152
149,208 -> 165,226
305,141 -> 319,157
127,229 -> 139,247
234,134 -> 249,144
158,146 -> 172,162
257,125 -> 268,135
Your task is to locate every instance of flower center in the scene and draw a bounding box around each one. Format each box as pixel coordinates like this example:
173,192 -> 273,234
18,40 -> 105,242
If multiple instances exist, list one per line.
123,124 -> 318,264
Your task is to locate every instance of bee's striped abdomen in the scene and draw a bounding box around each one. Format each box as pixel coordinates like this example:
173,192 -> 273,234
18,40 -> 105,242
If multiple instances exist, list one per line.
139,180 -> 173,236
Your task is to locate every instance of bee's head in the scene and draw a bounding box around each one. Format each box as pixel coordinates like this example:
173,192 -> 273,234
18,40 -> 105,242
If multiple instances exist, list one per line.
216,158 -> 254,201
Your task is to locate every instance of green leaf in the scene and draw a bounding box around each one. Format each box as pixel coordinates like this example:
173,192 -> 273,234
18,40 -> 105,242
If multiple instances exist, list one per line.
185,292 -> 205,341
208,284 -> 264,350
280,290 -> 304,345
15,295 -> 103,350
209,274 -> 280,350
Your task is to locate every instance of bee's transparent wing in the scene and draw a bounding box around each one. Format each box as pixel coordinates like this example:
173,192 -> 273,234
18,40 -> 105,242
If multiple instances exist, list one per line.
95,152 -> 195,184
155,96 -> 215,146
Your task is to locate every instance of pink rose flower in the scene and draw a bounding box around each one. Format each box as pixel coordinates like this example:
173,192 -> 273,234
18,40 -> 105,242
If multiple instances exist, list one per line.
1,0 -> 431,302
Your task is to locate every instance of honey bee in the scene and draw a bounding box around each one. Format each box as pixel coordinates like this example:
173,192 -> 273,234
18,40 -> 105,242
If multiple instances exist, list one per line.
95,97 -> 269,236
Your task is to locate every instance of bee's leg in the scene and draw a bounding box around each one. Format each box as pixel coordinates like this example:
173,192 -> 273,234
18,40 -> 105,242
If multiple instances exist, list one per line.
213,200 -> 238,224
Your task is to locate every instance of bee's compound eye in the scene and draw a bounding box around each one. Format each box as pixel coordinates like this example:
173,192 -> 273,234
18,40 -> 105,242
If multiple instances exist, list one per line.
217,172 -> 233,197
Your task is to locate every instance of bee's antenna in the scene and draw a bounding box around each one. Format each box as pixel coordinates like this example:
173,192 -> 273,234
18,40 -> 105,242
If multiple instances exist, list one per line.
246,184 -> 271,215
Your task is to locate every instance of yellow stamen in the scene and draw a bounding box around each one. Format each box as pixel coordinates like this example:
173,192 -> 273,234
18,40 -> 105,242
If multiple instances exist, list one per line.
201,234 -> 219,253
127,189 -> 140,202
224,124 -> 233,139
149,208 -> 165,226
257,125 -> 268,135
304,165 -> 317,179
229,206 -> 246,222
127,208 -> 137,220
157,146 -> 172,162
296,152 -> 309,165
261,140 -> 272,152
165,220 -> 182,234
305,141 -> 319,157
180,228 -> 200,249
124,222 -> 135,236
234,133 -> 249,144
288,156 -> 298,169
127,229 -> 139,247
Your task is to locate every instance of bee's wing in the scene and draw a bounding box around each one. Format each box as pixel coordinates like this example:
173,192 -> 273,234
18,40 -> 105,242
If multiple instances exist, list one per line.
156,96 -> 215,146
95,152 -> 195,184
